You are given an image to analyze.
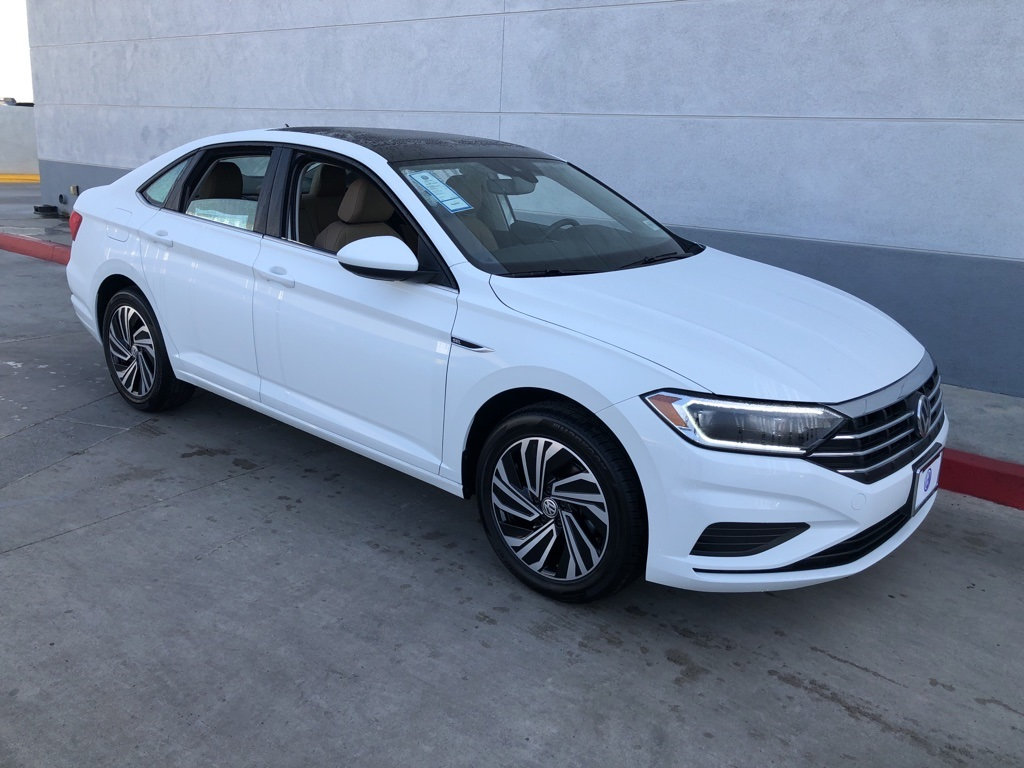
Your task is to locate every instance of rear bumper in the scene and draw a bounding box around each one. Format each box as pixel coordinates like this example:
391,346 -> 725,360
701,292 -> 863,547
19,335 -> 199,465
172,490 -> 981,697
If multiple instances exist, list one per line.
69,291 -> 101,344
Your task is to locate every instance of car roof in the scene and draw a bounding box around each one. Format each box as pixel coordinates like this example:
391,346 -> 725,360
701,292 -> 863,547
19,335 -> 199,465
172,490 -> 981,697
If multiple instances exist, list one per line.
275,126 -> 556,163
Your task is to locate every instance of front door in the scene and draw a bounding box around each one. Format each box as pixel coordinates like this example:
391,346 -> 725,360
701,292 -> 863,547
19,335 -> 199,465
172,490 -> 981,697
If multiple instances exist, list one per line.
251,155 -> 457,472
252,237 -> 457,472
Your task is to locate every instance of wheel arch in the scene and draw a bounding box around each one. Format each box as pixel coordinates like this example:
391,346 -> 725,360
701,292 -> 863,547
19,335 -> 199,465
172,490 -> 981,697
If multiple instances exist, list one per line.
96,274 -> 146,333
467,387 -> 651,601
459,386 -> 641,504
94,272 -> 184,366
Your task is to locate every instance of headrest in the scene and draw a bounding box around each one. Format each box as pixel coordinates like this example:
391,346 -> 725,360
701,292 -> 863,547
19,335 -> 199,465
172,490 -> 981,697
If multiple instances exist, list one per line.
197,162 -> 242,199
311,164 -> 348,196
446,173 -> 487,209
338,178 -> 395,224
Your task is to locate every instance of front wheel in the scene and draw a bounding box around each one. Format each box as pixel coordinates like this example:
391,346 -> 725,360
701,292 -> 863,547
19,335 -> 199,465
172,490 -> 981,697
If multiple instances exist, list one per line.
101,289 -> 194,411
477,404 -> 647,602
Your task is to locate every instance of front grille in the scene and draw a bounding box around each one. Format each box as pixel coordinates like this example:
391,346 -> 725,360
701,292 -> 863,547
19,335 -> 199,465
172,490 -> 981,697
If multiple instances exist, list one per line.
806,369 -> 944,484
694,496 -> 913,574
690,522 -> 810,557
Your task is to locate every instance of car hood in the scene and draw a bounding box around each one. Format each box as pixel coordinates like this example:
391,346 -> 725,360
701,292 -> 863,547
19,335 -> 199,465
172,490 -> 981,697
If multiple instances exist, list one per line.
489,249 -> 924,403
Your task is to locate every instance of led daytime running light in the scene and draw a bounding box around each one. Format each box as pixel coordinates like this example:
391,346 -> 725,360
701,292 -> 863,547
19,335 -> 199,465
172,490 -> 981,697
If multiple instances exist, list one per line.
644,392 -> 843,456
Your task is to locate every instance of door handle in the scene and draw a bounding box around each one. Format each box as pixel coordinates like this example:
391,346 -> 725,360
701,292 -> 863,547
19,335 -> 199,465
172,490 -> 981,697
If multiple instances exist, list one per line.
148,229 -> 174,248
255,266 -> 295,288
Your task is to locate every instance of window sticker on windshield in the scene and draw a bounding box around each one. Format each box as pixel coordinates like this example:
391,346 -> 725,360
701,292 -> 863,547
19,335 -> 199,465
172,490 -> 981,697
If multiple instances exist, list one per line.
408,171 -> 473,213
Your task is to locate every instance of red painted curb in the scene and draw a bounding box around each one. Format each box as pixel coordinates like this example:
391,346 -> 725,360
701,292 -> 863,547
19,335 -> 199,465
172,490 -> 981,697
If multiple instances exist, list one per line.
0,233 -> 71,265
940,449 -> 1024,511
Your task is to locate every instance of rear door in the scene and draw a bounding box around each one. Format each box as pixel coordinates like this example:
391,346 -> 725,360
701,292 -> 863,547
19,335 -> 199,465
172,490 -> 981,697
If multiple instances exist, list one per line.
139,146 -> 278,401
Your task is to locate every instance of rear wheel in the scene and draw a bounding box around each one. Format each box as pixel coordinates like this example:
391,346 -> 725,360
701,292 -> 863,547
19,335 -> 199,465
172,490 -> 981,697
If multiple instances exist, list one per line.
477,403 -> 646,602
102,289 -> 193,411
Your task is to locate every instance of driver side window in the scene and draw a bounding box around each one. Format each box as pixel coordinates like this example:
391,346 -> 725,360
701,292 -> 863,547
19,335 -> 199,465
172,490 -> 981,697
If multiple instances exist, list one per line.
290,160 -> 354,247
286,155 -> 416,256
281,153 -> 453,287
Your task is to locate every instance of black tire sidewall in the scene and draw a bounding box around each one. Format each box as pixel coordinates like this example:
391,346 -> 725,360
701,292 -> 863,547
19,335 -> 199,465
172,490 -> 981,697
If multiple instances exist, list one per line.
101,289 -> 178,411
477,406 -> 646,602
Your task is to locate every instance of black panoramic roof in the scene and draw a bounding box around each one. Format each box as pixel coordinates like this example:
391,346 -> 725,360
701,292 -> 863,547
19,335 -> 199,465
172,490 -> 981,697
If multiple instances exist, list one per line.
276,126 -> 555,163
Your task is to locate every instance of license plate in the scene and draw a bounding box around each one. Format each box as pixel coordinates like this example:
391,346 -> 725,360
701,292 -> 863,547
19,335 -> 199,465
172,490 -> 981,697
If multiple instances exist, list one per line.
912,447 -> 942,515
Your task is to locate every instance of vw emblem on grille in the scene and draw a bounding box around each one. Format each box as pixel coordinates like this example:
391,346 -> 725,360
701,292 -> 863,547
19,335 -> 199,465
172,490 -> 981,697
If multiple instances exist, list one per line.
914,393 -> 932,439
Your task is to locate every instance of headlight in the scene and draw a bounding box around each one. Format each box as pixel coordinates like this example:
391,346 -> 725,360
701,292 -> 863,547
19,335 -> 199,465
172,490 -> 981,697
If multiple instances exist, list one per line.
644,391 -> 844,456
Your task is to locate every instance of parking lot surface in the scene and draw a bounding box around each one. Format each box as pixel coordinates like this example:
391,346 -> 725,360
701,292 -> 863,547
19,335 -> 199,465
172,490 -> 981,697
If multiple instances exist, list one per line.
2,249 -> 1022,767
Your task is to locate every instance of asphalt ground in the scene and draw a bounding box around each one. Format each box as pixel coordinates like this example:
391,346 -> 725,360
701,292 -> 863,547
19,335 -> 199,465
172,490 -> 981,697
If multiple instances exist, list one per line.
1,248 -> 1023,767
0,182 -> 69,245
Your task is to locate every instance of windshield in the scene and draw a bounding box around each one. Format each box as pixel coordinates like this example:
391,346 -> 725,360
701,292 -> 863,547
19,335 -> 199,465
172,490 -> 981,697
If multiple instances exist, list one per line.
395,157 -> 699,276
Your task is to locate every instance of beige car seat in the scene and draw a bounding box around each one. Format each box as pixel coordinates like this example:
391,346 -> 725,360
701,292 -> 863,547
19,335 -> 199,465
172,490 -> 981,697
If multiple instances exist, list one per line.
314,178 -> 401,252
446,173 -> 498,252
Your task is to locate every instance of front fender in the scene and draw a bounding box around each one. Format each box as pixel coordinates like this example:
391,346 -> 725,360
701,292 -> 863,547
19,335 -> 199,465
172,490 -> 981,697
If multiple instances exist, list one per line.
439,292 -> 705,485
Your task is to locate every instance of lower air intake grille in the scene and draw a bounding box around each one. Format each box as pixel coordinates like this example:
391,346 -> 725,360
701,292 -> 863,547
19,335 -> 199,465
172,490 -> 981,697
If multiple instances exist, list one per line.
690,522 -> 810,557
695,497 -> 913,574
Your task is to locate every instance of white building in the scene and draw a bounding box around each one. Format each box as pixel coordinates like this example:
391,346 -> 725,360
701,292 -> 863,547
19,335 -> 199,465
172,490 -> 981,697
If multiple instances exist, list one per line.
25,0 -> 1024,394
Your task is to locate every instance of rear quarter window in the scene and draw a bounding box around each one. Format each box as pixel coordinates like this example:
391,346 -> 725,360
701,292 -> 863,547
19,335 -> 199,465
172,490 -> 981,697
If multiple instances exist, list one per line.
139,159 -> 188,206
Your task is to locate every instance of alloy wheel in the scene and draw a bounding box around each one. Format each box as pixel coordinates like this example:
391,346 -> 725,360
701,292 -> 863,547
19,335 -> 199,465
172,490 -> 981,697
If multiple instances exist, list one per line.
107,304 -> 157,398
489,437 -> 610,581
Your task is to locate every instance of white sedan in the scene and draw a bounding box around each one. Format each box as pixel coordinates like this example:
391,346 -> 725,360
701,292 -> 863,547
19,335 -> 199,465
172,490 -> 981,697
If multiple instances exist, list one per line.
66,127 -> 947,601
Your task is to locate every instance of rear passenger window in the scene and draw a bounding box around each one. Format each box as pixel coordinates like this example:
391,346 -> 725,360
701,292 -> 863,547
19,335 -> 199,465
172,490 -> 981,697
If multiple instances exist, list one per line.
140,159 -> 188,206
183,152 -> 271,231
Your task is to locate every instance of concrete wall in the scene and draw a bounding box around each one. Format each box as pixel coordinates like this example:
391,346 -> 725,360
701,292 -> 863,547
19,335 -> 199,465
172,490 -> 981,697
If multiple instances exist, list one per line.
0,105 -> 39,175
25,0 -> 1024,393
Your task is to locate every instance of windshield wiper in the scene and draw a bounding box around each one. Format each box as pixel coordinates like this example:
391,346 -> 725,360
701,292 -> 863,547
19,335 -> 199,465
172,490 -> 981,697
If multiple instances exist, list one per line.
617,252 -> 686,270
500,268 -> 598,278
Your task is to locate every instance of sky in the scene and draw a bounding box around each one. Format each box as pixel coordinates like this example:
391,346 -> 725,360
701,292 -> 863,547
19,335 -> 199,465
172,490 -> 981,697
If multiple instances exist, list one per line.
1,0 -> 34,102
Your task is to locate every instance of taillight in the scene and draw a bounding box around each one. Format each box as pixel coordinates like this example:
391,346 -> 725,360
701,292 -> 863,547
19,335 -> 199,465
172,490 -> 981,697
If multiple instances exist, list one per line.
69,210 -> 83,241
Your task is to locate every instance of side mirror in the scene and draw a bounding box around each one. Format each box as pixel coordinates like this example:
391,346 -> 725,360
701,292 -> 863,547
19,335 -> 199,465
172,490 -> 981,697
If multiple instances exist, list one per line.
336,236 -> 419,280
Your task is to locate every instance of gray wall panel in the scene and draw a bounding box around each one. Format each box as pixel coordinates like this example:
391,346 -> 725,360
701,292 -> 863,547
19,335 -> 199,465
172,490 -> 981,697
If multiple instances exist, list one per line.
27,0 -> 503,46
32,16 -> 503,113
500,1 -> 1024,119
0,107 -> 39,174
38,159 -> 125,210
506,0 -> 670,10
34,104 -> 500,171
674,226 -> 1024,397
499,113 -> 1023,259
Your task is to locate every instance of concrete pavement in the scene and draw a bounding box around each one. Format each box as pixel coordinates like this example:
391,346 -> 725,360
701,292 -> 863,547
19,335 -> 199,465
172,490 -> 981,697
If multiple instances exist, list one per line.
0,181 -> 71,265
2,246 -> 1024,767
0,181 -> 69,244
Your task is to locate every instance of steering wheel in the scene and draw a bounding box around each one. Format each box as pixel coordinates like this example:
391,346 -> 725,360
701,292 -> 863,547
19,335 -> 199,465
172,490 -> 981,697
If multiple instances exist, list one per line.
542,218 -> 581,238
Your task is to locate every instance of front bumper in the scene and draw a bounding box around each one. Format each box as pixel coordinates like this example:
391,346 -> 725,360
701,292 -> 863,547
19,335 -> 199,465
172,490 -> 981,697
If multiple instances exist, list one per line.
600,397 -> 949,592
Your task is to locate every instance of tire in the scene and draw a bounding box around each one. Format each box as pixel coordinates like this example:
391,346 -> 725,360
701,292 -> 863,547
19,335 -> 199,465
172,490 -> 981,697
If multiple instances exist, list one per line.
101,289 -> 194,412
476,403 -> 647,602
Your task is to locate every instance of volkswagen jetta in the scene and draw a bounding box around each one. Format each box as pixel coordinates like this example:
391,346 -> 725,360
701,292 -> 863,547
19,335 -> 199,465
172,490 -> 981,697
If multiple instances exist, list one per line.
66,127 -> 947,601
